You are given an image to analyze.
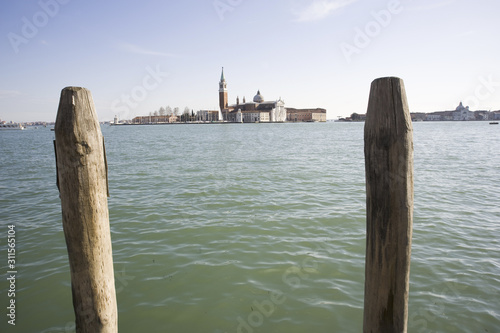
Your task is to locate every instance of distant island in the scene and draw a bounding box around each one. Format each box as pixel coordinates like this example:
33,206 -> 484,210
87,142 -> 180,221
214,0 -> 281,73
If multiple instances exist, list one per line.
113,68 -> 327,125
337,102 -> 500,122
0,119 -> 53,128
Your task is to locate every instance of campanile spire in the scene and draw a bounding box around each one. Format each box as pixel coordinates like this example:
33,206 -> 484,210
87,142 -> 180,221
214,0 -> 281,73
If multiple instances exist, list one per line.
220,67 -> 226,82
219,67 -> 228,113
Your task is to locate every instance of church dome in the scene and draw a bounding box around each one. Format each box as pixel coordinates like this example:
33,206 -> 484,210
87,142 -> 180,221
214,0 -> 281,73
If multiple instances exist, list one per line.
253,90 -> 264,103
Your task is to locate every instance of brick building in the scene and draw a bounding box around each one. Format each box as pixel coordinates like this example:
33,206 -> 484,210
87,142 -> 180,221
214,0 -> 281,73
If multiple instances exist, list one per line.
286,108 -> 327,122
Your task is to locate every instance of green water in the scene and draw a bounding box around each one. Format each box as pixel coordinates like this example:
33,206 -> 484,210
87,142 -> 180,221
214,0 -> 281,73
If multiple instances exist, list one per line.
0,122 -> 499,332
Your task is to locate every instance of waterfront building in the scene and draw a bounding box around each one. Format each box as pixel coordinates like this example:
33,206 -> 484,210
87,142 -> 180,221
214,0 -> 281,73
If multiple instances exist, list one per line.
197,110 -> 220,122
475,111 -> 490,121
218,68 -> 325,122
286,108 -> 327,122
425,111 -> 452,121
219,68 -> 286,123
425,102 -> 478,121
132,115 -> 177,124
453,102 -> 475,121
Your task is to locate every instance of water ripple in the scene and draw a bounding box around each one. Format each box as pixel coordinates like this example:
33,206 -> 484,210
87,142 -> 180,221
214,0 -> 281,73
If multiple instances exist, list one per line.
1,123 -> 499,332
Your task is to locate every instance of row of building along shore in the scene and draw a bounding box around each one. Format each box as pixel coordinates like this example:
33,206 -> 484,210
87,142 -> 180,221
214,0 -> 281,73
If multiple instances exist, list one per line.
119,68 -> 327,125
114,69 -> 500,125
411,102 -> 500,121
128,107 -> 327,125
338,102 -> 500,122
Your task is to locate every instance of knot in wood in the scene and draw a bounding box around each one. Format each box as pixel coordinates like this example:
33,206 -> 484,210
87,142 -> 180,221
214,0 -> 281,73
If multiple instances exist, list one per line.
76,141 -> 92,156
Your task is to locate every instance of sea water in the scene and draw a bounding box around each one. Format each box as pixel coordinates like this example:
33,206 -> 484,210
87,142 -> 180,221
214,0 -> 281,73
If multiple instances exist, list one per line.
0,122 -> 499,332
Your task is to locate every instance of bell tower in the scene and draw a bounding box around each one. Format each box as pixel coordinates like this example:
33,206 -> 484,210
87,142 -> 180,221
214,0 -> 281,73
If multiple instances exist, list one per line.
219,67 -> 228,114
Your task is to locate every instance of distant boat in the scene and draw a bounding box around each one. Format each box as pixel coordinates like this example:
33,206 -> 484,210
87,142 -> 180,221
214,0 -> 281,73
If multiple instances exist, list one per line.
0,123 -> 25,130
489,122 -> 499,125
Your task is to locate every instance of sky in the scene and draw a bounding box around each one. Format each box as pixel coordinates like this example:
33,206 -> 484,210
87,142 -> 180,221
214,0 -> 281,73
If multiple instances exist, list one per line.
1,0 -> 500,122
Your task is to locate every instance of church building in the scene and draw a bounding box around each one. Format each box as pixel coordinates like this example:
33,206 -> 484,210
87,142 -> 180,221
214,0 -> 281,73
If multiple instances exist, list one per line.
219,68 -> 287,123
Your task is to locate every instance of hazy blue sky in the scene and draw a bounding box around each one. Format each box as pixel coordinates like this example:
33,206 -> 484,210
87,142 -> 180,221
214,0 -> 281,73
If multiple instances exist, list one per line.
1,0 -> 499,122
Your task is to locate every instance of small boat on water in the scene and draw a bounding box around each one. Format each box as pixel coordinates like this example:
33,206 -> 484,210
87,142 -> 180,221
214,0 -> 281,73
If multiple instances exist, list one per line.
489,122 -> 499,125
0,123 -> 25,130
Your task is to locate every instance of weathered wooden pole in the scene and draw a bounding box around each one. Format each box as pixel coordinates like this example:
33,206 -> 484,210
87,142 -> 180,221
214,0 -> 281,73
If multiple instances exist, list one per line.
363,77 -> 414,333
54,87 -> 117,333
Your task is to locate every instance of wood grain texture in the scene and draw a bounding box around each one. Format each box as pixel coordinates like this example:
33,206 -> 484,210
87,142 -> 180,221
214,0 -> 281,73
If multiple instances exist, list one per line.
55,87 -> 117,333
363,77 -> 414,333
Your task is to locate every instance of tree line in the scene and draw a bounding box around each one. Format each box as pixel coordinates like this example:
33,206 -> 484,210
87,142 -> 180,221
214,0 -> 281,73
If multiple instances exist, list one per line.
149,106 -> 196,122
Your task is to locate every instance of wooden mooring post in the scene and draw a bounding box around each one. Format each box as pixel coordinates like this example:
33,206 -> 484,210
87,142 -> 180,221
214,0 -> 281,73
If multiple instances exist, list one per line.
54,87 -> 117,333
363,77 -> 414,333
